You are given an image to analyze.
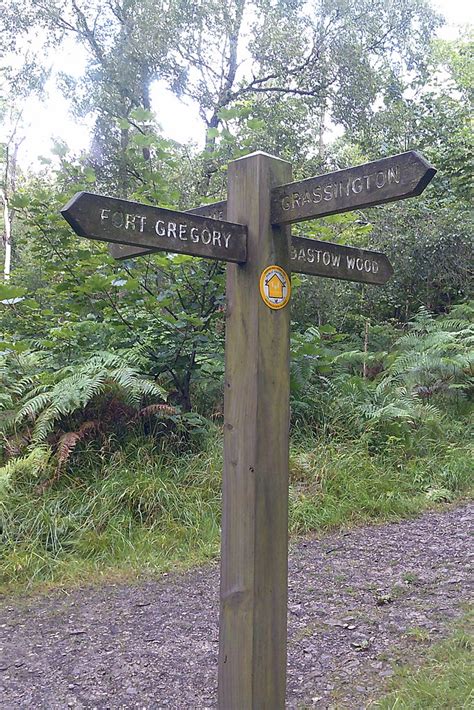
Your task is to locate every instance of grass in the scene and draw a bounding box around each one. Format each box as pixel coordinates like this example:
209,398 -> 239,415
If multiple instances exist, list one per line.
0,434 -> 223,591
374,613 -> 474,709
0,420 -> 472,594
288,425 -> 473,533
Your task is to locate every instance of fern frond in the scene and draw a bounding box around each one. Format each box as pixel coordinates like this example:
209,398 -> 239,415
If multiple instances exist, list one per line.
0,445 -> 53,485
134,404 -> 177,421
0,394 -> 14,411
8,375 -> 39,398
56,419 -> 100,473
16,393 -> 52,423
439,319 -> 473,332
31,407 -> 61,444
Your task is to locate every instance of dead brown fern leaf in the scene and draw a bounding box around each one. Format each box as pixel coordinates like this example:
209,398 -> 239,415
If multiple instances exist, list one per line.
36,420 -> 102,494
133,404 -> 177,421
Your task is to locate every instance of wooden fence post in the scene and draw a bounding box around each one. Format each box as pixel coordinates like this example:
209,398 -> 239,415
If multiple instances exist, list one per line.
218,152 -> 292,709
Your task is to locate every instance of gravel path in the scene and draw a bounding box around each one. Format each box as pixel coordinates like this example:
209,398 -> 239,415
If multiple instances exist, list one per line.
1,503 -> 472,709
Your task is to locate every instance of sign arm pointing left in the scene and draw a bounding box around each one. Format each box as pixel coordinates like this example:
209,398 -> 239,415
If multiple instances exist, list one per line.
61,192 -> 247,264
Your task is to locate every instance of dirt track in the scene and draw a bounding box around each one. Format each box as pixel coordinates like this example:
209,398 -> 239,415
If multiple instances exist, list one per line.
1,503 -> 472,709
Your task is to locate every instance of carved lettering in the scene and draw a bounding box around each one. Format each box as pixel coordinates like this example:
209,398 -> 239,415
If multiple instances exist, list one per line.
125,213 -> 136,230
352,178 -> 362,194
341,181 -> 351,197
286,245 -> 361,267
346,255 -> 381,274
376,171 -> 386,188
312,187 -> 322,203
101,210 -> 147,231
111,211 -> 124,228
388,166 -> 400,183
201,228 -> 212,245
287,237 -> 393,284
271,155 -> 429,226
291,192 -> 301,208
323,184 -> 333,201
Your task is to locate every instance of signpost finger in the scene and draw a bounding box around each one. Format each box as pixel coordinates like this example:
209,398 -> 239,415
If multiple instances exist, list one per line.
61,193 -> 246,263
271,151 -> 436,225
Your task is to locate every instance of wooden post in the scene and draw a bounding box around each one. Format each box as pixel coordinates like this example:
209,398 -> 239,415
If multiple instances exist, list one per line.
219,152 -> 292,709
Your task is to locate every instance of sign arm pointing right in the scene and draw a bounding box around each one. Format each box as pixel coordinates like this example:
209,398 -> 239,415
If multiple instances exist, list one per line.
271,151 -> 436,225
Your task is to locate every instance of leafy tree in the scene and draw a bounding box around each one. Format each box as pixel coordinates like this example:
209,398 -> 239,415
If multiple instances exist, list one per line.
1,153 -> 227,411
3,0 -> 442,192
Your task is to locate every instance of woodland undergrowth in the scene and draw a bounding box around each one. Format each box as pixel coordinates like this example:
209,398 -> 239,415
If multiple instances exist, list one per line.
0,306 -> 472,593
0,418 -> 471,594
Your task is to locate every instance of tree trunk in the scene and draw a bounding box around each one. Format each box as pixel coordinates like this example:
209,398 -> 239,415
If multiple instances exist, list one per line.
2,192 -> 12,280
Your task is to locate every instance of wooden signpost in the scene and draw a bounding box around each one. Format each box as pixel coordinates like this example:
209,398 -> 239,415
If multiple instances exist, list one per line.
61,148 -> 435,709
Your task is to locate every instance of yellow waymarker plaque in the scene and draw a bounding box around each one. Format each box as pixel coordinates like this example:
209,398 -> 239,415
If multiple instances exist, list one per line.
259,265 -> 291,309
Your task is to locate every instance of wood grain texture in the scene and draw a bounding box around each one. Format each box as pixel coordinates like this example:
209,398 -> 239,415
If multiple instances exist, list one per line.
219,152 -> 292,710
108,201 -> 228,260
291,235 -> 393,284
271,151 -> 436,225
61,193 -> 246,263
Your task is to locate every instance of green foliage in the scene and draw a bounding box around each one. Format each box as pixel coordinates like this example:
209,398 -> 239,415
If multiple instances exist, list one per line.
10,351 -> 165,440
384,305 -> 474,408
288,430 -> 473,535
290,305 -> 473,450
0,432 -> 223,588
0,350 -> 173,487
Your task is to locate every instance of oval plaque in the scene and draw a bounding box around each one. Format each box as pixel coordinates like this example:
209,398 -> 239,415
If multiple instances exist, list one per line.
259,265 -> 291,310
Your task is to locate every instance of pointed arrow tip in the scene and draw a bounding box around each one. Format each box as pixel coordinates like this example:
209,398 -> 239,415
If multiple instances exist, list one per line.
60,192 -> 89,236
60,191 -> 87,216
411,152 -> 437,195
